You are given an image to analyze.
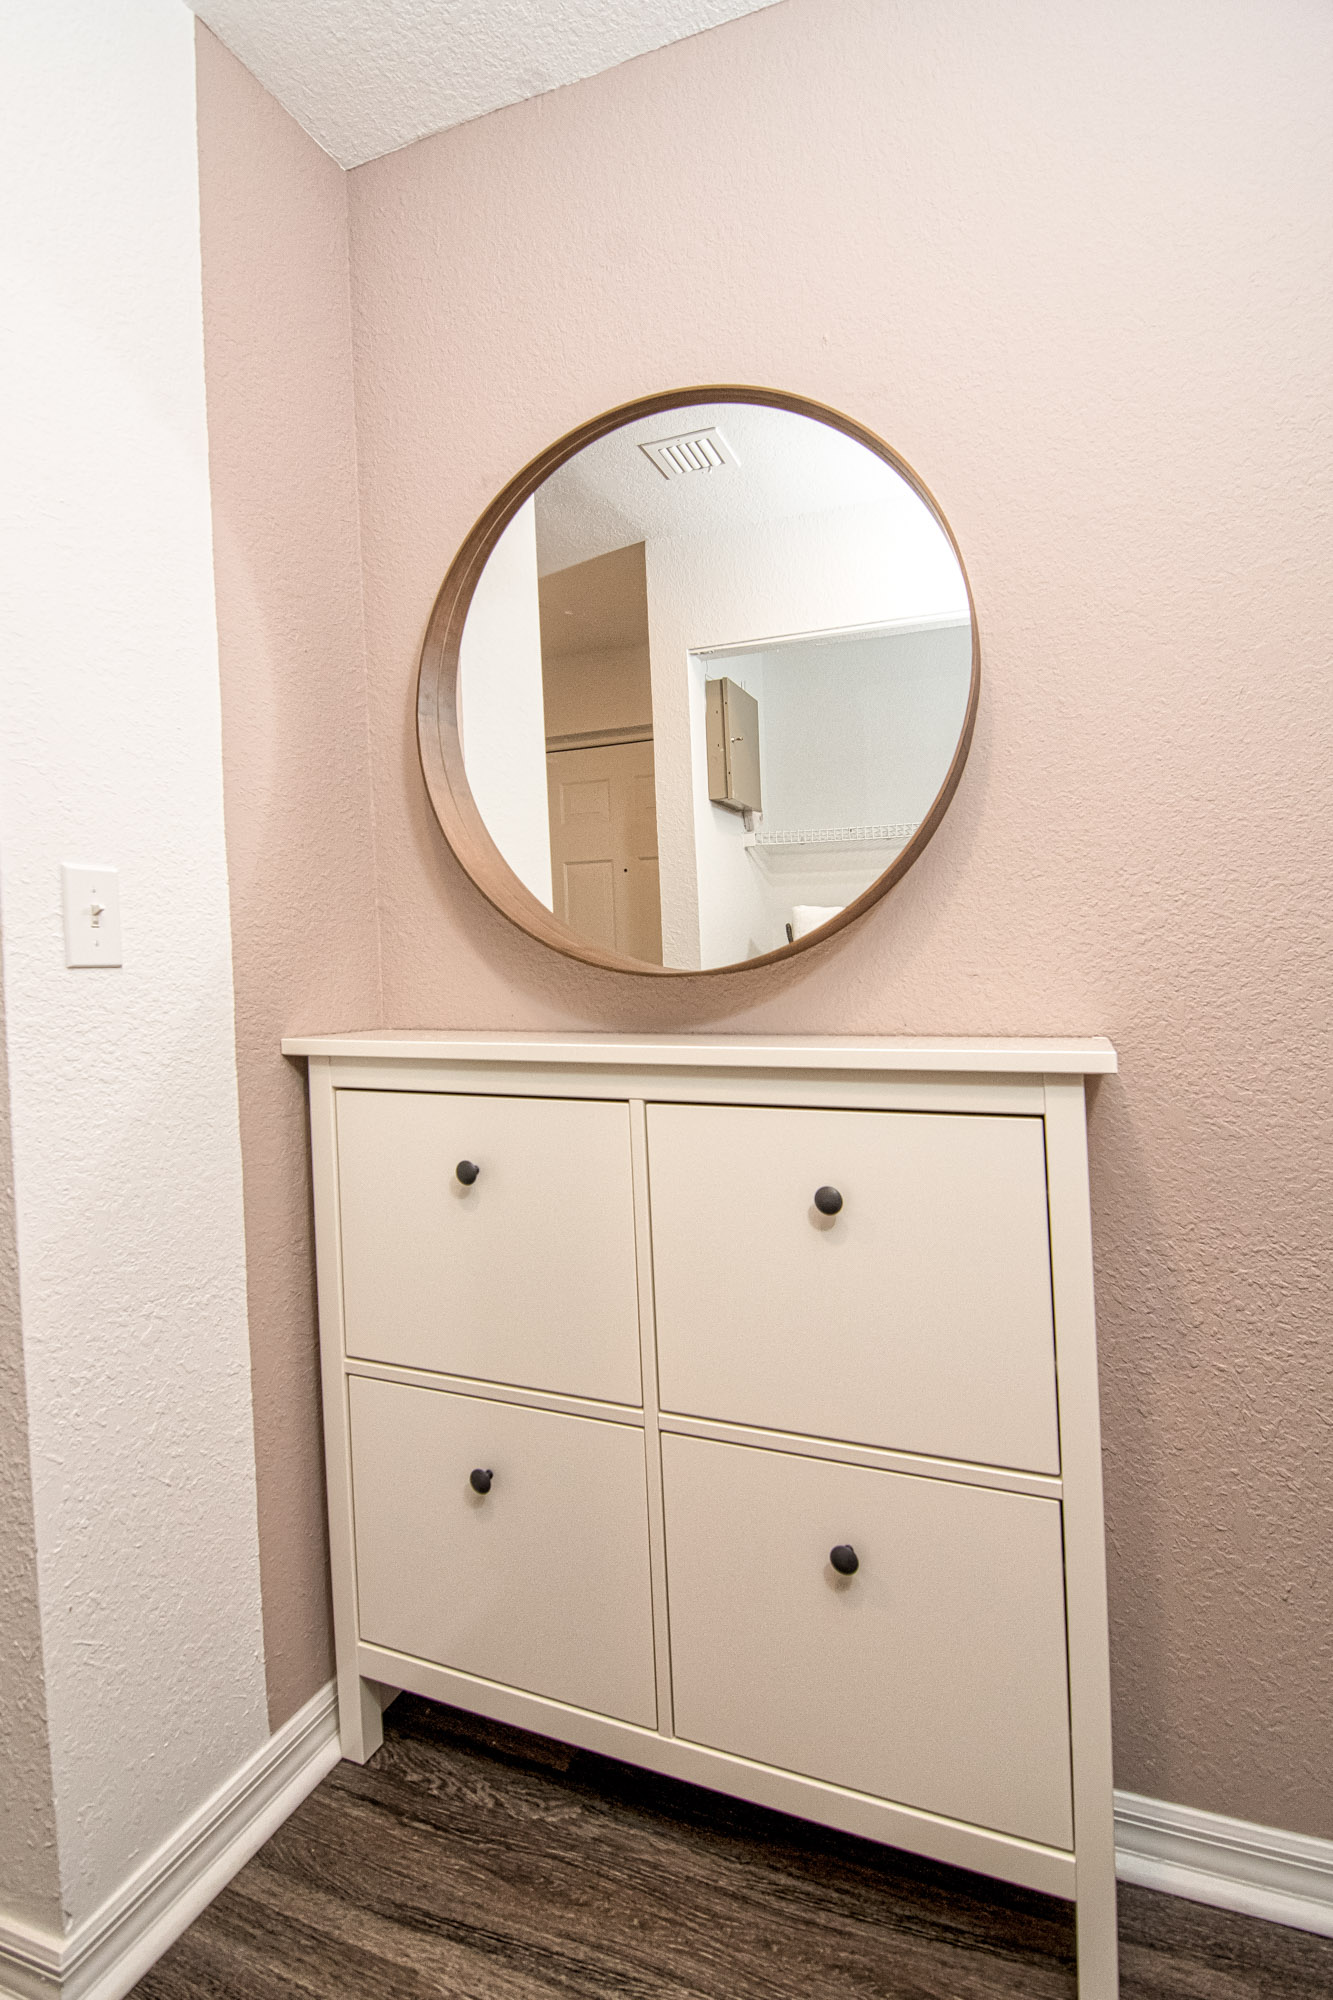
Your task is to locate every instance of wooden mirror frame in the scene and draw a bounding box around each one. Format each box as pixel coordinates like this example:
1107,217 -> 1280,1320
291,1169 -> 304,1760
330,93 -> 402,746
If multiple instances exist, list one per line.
416,385 -> 980,978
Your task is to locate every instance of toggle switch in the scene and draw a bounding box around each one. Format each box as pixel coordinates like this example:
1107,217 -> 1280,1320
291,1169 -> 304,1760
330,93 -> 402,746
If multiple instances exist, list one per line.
62,864 -> 122,967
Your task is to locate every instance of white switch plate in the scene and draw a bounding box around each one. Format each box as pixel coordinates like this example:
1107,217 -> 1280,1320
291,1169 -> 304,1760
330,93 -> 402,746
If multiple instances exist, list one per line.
62,864 -> 122,966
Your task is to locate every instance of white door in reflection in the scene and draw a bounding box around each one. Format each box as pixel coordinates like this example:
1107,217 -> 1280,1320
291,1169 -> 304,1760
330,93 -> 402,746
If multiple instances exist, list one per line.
546,738 -> 663,965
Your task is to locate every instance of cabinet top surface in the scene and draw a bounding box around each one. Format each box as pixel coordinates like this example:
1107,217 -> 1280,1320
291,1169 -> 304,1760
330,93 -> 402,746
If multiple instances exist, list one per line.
281,1030 -> 1117,1075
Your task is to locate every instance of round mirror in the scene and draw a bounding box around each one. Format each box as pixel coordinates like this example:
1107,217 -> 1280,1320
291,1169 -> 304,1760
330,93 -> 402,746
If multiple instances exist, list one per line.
417,387 -> 978,976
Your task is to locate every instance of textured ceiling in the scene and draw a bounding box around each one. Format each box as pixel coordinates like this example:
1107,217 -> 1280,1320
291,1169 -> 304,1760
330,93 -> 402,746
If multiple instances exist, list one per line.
191,0 -> 785,168
533,400 -> 925,575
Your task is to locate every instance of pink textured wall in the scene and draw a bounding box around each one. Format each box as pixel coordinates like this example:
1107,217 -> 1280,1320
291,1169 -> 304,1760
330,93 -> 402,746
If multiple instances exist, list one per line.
196,26 -> 381,1728
196,0 -> 1333,1825
342,0 -> 1333,1831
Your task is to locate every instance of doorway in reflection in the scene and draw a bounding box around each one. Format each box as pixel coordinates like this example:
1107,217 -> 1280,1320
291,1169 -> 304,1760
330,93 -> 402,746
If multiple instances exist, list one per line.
693,618 -> 973,965
538,543 -> 662,964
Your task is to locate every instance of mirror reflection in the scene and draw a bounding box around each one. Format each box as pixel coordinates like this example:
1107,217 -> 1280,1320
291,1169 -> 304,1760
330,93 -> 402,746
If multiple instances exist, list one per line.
457,399 -> 973,970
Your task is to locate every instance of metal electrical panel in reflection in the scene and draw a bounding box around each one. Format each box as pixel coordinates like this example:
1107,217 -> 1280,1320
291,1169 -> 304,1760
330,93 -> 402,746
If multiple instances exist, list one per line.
706,677 -> 763,813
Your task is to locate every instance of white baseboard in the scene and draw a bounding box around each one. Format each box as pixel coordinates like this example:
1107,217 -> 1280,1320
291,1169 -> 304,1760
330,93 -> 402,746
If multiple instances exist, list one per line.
1116,1788 -> 1333,1939
0,1681 -> 340,2000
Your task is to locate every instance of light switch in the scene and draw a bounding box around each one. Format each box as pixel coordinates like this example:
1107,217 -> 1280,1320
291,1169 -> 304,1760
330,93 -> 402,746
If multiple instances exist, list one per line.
62,864 -> 122,967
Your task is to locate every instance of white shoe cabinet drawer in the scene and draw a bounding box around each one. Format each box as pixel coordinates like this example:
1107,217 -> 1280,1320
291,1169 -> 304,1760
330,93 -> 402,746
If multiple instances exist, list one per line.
336,1089 -> 641,1404
349,1376 -> 657,1726
649,1103 -> 1060,1472
662,1431 -> 1073,1849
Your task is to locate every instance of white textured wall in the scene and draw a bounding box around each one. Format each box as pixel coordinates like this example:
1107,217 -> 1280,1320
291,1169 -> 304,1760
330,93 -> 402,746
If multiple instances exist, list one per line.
760,626 -> 973,834
0,947 -> 61,1936
460,499 -> 554,907
0,0 -> 267,1930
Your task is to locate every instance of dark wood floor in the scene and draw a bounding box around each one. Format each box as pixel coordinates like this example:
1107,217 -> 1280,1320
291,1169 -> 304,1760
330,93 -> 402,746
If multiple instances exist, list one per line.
134,1696 -> 1333,1999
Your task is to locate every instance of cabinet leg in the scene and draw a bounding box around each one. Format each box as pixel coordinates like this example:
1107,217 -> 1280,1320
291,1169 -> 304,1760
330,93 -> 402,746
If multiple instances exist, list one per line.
1075,1869 -> 1120,1998
338,1671 -> 390,1763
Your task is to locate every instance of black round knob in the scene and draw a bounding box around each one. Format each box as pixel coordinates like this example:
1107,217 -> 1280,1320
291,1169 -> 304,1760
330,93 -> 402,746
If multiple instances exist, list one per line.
469,1468 -> 493,1494
456,1160 -> 480,1186
830,1543 -> 859,1575
814,1185 -> 843,1216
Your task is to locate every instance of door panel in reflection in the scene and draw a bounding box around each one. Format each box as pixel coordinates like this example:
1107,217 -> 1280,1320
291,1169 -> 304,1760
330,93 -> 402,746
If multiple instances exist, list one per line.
547,738 -> 662,964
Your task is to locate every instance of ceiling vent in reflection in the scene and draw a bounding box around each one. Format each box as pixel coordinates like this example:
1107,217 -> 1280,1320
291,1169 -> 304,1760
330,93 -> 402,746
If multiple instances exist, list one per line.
639,427 -> 739,479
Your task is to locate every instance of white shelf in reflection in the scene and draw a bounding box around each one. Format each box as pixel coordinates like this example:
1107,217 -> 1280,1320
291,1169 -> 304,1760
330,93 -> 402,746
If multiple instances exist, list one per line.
744,822 -> 919,855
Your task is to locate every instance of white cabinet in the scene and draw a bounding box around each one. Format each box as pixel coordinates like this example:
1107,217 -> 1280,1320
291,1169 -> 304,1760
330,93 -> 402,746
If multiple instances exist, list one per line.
292,1033 -> 1119,1999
